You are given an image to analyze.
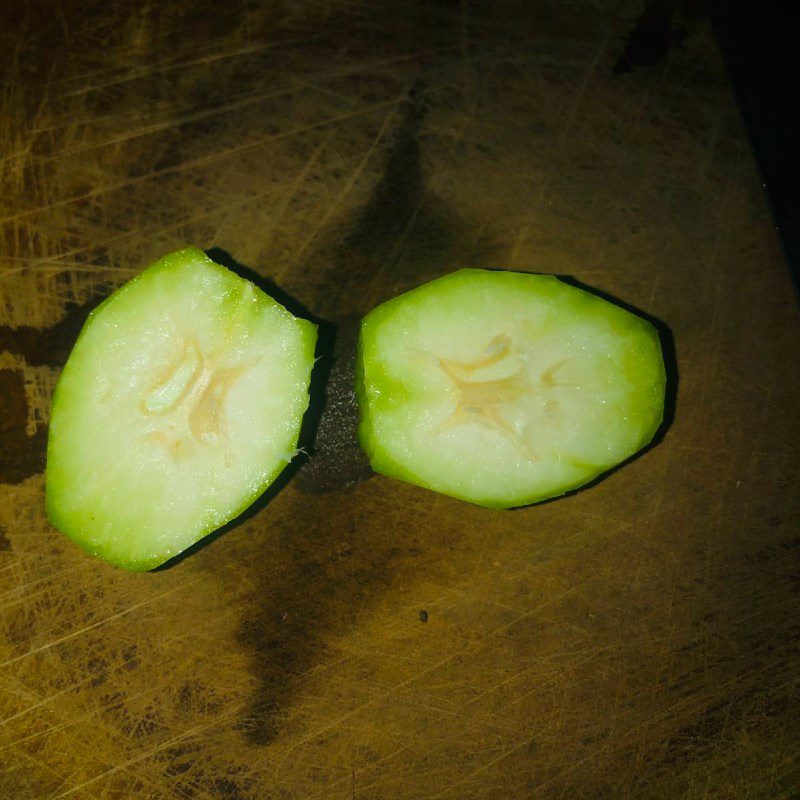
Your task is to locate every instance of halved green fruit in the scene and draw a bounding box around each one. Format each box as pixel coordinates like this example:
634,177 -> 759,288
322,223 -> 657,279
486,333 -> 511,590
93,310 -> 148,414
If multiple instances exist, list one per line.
46,247 -> 317,570
356,269 -> 665,508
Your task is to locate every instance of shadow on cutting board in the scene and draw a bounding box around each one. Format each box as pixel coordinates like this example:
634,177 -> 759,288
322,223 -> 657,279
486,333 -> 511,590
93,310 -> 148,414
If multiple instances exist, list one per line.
227,77 -> 505,744
0,295 -> 109,485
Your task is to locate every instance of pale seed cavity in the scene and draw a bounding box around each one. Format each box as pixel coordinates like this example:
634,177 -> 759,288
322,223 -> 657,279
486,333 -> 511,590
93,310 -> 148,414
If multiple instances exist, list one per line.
142,340 -> 252,455
435,333 -> 578,462
142,342 -> 202,414
188,364 -> 248,441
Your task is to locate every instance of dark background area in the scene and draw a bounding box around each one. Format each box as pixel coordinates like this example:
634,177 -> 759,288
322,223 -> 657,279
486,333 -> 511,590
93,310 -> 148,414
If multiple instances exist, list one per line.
710,0 -> 800,299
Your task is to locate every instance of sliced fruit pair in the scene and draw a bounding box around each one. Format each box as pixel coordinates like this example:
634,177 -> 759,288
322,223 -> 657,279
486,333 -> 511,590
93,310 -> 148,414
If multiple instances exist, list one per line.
356,269 -> 665,508
46,250 -> 665,570
46,248 -> 317,571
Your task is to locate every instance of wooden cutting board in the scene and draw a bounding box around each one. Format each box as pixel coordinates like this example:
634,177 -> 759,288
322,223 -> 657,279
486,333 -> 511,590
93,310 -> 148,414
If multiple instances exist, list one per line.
2,1 -> 799,797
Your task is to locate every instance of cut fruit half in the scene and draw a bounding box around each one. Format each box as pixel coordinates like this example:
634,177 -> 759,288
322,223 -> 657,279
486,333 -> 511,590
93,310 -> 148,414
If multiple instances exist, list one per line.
45,247 -> 317,570
356,269 -> 665,508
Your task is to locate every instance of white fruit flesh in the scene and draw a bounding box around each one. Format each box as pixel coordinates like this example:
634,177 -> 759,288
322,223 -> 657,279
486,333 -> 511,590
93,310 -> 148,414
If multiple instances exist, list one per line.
356,269 -> 665,508
46,247 -> 317,570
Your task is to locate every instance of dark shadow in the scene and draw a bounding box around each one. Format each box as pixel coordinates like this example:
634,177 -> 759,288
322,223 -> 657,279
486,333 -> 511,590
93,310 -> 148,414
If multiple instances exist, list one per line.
294,315 -> 373,493
0,295 -> 107,368
0,368 -> 49,484
0,293 -> 112,485
231,77 -> 502,745
288,79 -> 500,495
710,0 -> 800,301
291,76 -> 500,495
345,77 -> 429,255
292,76 -> 500,318
154,249 -> 334,571
613,0 -> 695,75
275,81 -> 434,497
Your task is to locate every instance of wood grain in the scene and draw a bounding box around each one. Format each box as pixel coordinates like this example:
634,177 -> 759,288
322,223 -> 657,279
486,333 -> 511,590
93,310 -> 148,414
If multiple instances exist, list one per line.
2,1 -> 799,797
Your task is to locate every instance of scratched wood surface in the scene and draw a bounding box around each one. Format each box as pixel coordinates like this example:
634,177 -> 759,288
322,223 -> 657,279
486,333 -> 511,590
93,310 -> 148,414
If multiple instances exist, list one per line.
2,1 -> 799,798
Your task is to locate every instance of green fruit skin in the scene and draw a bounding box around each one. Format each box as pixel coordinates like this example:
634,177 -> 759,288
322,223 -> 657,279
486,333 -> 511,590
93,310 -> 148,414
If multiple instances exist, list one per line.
45,247 -> 318,571
355,269 -> 666,509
